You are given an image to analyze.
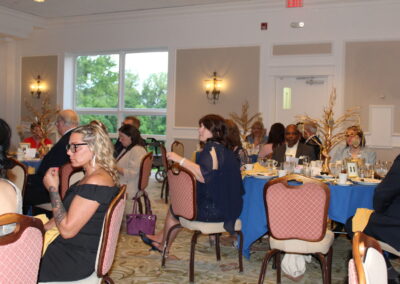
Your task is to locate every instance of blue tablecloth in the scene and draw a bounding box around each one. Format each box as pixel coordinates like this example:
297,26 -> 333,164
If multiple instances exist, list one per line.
21,159 -> 42,173
239,176 -> 376,259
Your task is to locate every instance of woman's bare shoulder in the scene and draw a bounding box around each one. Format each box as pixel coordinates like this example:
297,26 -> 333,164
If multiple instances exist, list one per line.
0,179 -> 17,214
84,170 -> 115,187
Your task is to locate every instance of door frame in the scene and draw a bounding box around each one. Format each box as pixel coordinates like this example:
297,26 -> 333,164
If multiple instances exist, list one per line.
262,65 -> 336,128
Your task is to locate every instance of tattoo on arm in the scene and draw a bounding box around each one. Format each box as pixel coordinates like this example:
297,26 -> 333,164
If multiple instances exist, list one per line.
49,187 -> 66,225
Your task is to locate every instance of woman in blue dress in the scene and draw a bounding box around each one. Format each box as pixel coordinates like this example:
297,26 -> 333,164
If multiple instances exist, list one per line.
140,114 -> 244,255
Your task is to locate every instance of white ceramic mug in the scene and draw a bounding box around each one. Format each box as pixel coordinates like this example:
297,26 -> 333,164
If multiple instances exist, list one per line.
338,173 -> 348,185
244,164 -> 254,171
278,169 -> 287,177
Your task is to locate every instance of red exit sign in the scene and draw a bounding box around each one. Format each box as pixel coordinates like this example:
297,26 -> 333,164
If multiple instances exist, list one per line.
287,0 -> 303,7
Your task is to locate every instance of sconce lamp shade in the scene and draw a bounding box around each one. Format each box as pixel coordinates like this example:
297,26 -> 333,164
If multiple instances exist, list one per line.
204,71 -> 222,104
30,75 -> 45,99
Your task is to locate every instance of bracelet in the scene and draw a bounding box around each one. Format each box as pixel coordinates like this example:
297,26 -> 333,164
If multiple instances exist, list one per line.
179,158 -> 186,166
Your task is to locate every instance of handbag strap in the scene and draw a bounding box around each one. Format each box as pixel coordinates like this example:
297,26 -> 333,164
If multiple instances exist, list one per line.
131,190 -> 153,215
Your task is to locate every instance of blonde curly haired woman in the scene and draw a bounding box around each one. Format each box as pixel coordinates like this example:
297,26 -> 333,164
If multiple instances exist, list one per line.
38,124 -> 120,282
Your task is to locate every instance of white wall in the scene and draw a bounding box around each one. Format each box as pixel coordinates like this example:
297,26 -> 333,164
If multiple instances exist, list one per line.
1,0 -> 400,149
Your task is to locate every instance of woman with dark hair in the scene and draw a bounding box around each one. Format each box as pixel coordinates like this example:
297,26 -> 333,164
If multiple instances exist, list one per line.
331,125 -> 376,165
0,118 -> 22,236
225,119 -> 248,166
258,122 -> 285,159
140,114 -> 244,255
116,124 -> 147,199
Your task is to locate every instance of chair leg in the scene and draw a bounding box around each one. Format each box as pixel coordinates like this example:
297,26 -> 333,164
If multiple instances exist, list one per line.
315,249 -> 332,284
327,247 -> 333,284
276,251 -> 281,284
237,231 -> 244,272
215,233 -> 221,261
161,223 -> 182,267
258,249 -> 280,284
164,182 -> 169,204
160,178 -> 166,198
190,231 -> 201,283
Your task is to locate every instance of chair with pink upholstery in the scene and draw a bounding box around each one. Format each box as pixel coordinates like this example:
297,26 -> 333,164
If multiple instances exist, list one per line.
133,152 -> 153,214
349,231 -> 387,284
59,162 -> 84,200
161,164 -> 243,282
0,213 -> 45,284
39,185 -> 127,284
258,174 -> 334,284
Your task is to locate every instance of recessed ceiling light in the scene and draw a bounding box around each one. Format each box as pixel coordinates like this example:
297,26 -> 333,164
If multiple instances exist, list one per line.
33,0 -> 46,3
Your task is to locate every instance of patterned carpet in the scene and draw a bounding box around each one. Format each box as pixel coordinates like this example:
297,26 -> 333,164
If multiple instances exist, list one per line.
108,175 -> 398,284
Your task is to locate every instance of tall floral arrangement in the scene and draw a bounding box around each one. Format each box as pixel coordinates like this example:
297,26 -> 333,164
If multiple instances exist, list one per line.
19,95 -> 60,156
229,100 -> 261,141
296,88 -> 360,174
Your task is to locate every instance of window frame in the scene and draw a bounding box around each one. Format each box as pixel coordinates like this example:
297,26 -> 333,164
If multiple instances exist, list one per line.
72,49 -> 168,140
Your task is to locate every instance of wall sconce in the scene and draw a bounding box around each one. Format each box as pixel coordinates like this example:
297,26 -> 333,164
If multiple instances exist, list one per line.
204,71 -> 222,104
30,75 -> 44,99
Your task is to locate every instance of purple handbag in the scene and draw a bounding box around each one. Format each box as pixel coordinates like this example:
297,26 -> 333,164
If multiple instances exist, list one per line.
126,191 -> 156,236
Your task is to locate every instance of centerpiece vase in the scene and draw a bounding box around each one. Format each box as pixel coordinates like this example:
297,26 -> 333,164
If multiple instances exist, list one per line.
321,153 -> 331,175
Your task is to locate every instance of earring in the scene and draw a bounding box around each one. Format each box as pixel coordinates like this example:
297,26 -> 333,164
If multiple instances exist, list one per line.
91,154 -> 96,167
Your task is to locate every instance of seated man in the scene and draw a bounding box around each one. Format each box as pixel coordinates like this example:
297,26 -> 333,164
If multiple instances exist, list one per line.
23,110 -> 79,212
302,122 -> 322,160
114,116 -> 140,158
345,154 -> 400,281
272,124 -> 316,165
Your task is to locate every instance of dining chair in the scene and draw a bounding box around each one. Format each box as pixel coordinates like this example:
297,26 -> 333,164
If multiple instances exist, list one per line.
161,164 -> 243,282
132,152 -> 153,214
0,213 -> 45,284
159,144 -> 170,203
171,140 -> 184,157
35,162 -> 84,212
6,158 -> 28,197
59,162 -> 84,199
38,185 -> 126,284
349,231 -> 387,284
258,174 -> 334,284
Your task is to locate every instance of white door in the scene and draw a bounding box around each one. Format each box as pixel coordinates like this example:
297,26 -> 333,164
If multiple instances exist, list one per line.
275,76 -> 331,126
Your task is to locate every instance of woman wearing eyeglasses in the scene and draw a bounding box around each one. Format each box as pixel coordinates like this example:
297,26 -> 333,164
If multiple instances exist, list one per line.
38,124 -> 120,282
331,125 -> 376,165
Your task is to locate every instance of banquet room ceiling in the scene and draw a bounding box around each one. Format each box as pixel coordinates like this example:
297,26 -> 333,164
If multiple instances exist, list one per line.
0,0 -> 371,19
0,0 -> 260,18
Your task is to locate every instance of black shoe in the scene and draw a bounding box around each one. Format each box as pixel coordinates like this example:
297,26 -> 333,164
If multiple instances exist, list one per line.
139,231 -> 162,253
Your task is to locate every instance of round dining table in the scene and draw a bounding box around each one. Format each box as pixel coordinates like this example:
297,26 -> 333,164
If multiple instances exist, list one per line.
239,176 -> 377,259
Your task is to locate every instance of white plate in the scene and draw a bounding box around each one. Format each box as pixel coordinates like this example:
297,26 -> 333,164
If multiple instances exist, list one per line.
353,179 -> 381,186
318,175 -> 335,180
336,181 -> 353,186
252,174 -> 277,180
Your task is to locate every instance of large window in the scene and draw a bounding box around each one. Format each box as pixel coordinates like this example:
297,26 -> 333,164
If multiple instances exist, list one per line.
74,51 -> 168,137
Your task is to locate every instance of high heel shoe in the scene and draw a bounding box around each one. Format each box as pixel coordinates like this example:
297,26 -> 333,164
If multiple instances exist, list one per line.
139,231 -> 162,253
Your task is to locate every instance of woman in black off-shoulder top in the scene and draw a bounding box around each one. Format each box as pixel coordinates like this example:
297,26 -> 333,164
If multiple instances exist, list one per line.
38,124 -> 120,282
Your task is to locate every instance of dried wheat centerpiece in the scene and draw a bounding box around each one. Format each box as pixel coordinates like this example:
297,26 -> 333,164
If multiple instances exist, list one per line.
296,88 -> 360,174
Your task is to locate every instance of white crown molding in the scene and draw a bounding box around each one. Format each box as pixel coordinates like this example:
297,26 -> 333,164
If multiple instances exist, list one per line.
0,5 -> 44,26
44,0 -> 398,27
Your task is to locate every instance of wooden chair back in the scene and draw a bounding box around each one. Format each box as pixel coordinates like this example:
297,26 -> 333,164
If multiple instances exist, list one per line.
167,163 -> 197,221
171,140 -> 184,157
264,174 -> 330,241
138,152 -> 153,192
0,213 -> 44,284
